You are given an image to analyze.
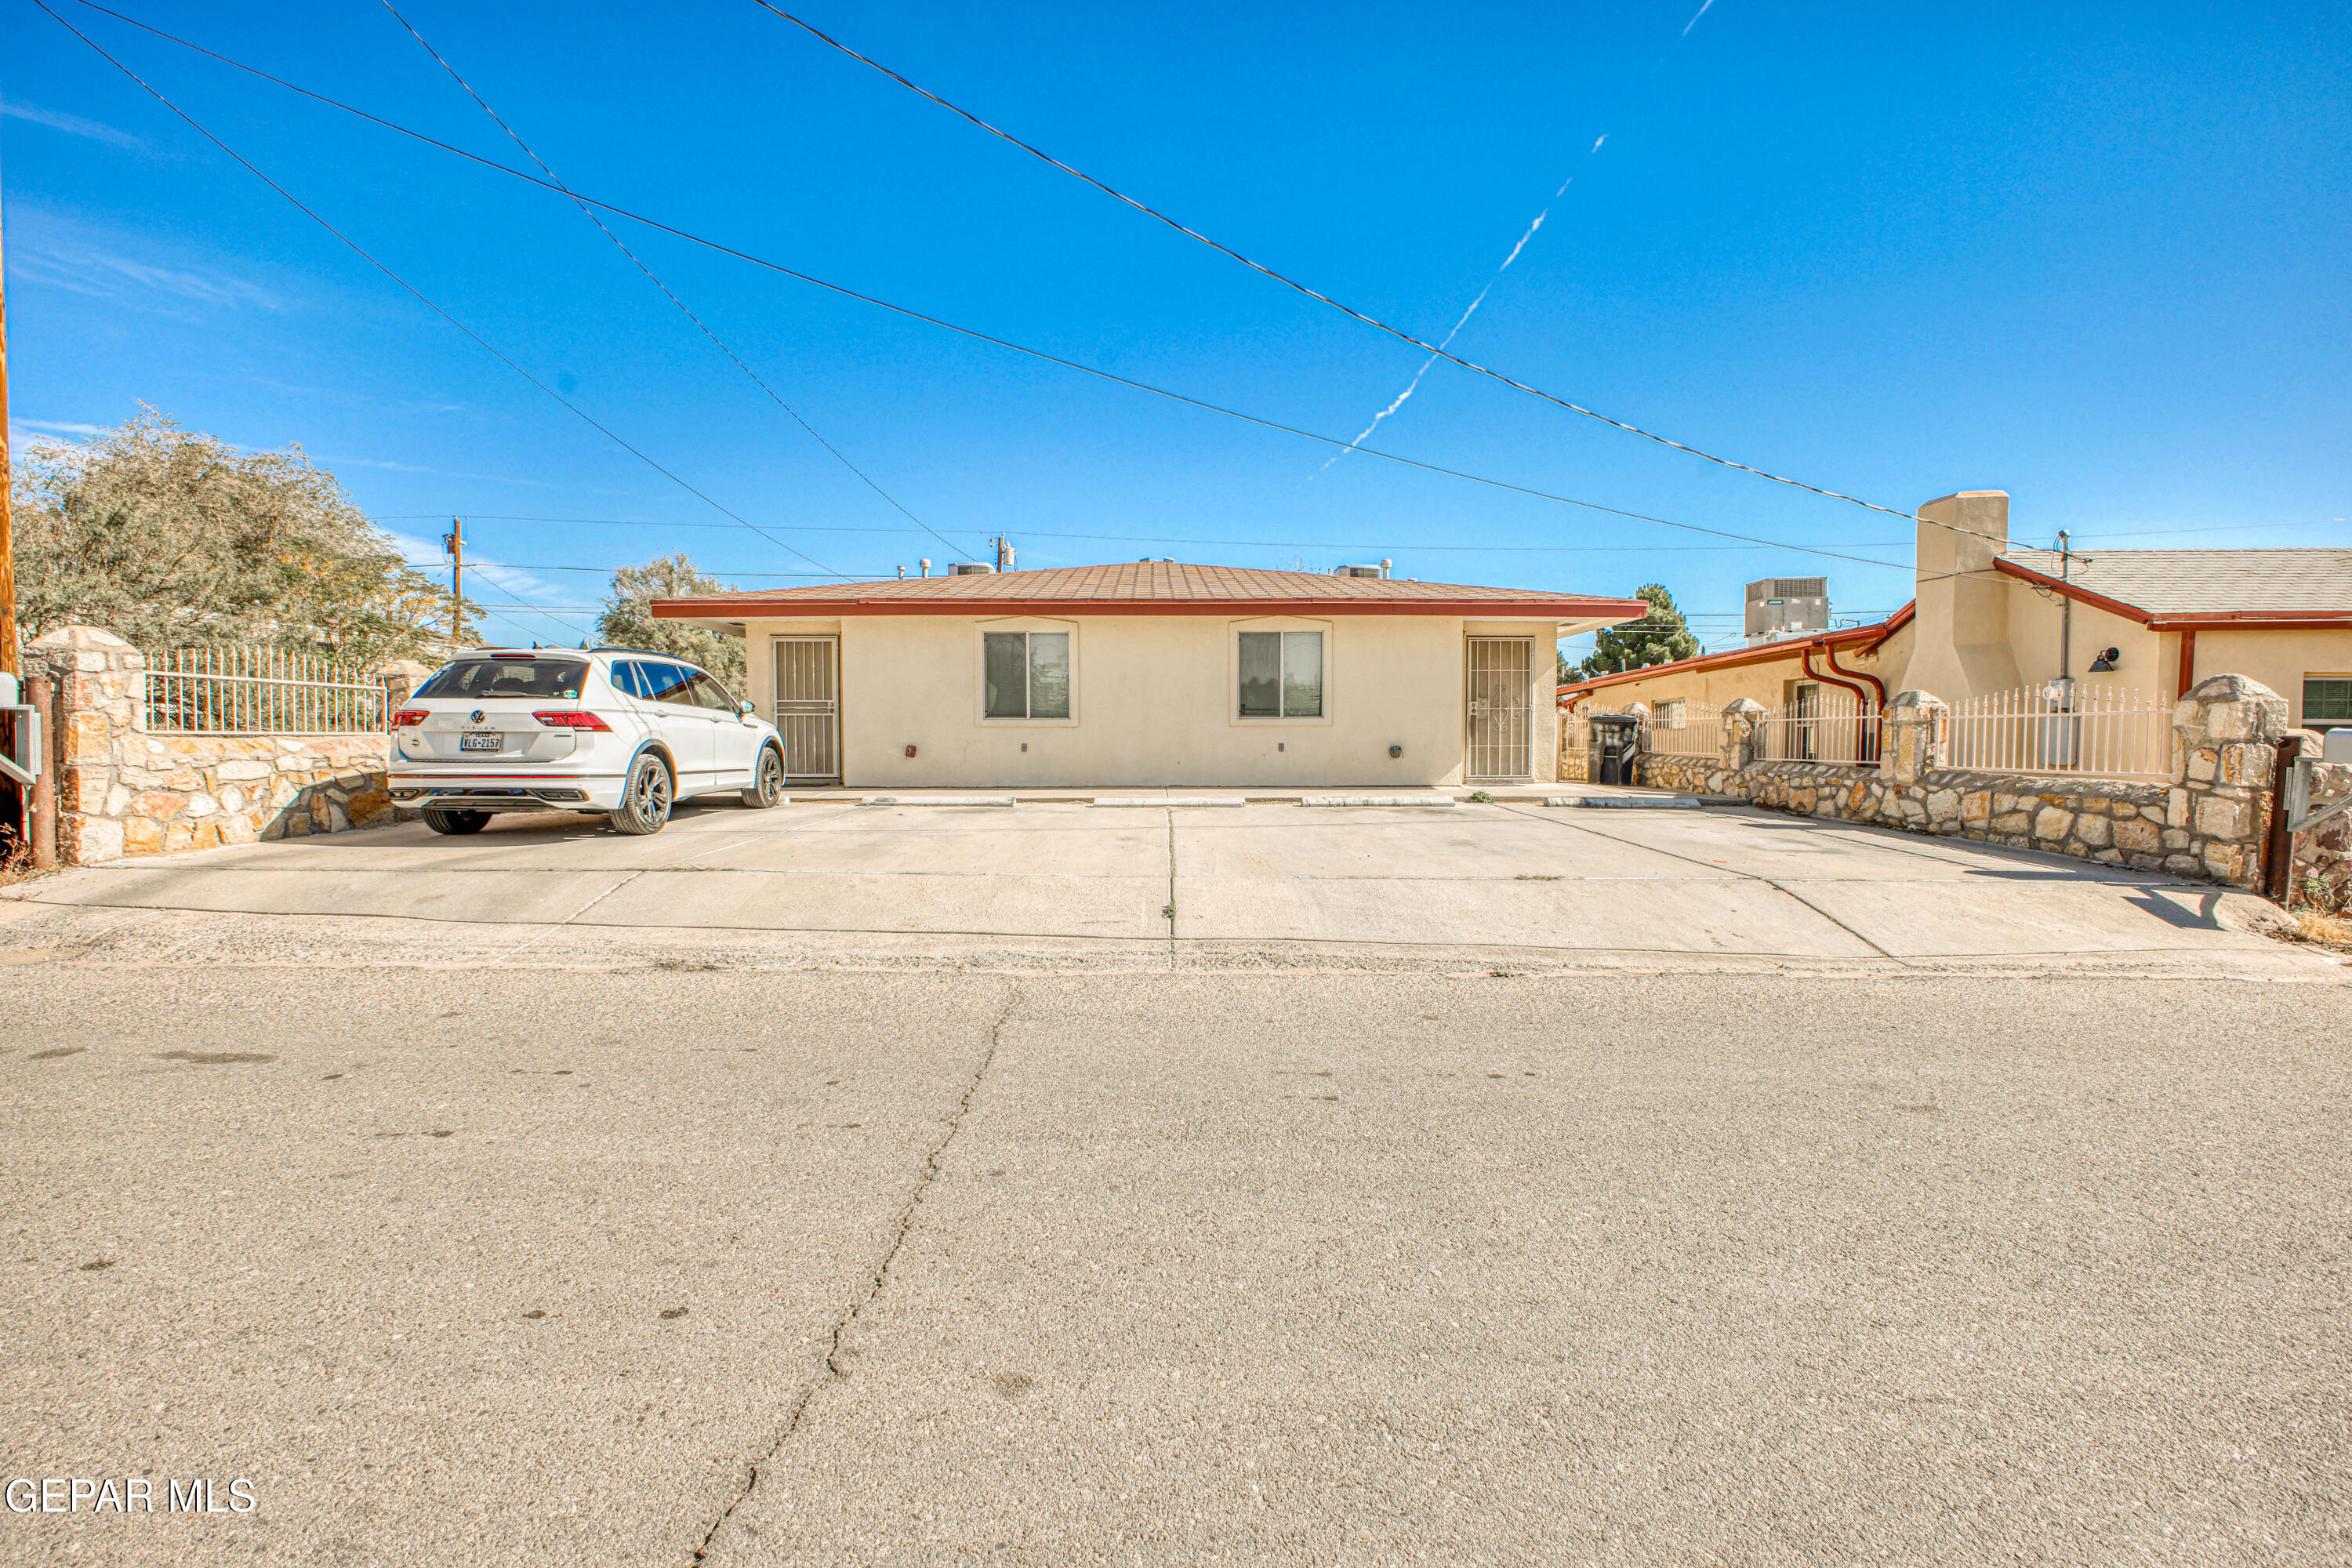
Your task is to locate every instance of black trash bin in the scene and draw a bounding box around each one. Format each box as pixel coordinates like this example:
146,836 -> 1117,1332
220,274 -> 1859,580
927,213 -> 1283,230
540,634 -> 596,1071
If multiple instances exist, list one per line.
1590,714 -> 1640,786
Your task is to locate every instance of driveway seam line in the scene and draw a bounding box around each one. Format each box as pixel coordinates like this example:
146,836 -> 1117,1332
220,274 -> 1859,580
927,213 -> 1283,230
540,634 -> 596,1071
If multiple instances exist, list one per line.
691,982 -> 1019,1564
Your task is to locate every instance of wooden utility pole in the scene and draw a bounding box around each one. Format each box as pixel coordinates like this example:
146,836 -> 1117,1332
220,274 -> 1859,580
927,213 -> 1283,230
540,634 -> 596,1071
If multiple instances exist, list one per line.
444,516 -> 464,649
1,188 -> 17,681
1,188 -> 23,859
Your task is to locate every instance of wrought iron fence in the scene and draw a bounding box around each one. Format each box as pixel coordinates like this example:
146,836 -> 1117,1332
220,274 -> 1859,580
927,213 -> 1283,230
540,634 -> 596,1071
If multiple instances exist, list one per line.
143,647 -> 388,735
1755,689 -> 1880,765
1642,702 -> 1722,757
1946,683 -> 2169,780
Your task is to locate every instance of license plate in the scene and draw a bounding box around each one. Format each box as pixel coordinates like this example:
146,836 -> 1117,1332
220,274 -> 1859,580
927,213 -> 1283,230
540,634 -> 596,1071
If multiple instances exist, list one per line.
459,731 -> 503,753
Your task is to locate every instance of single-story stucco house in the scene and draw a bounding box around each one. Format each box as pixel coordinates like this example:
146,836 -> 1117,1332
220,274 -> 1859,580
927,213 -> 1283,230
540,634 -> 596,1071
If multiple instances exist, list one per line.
1560,490 -> 2352,730
653,562 -> 1646,788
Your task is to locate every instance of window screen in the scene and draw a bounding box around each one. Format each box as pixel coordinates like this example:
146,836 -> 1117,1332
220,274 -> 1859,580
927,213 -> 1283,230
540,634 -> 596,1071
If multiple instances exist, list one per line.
1240,631 -> 1322,717
2306,677 -> 2352,725
1025,633 -> 1069,719
984,632 -> 1071,719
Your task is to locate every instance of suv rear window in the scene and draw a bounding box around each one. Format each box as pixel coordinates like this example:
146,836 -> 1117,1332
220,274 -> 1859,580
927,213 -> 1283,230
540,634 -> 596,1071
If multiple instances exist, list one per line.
416,658 -> 592,701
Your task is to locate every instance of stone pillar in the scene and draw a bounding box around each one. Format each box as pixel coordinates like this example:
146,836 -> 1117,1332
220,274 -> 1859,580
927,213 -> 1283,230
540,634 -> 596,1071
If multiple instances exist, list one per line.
1879,691 -> 1947,788
376,659 -> 434,720
26,626 -> 146,865
1722,699 -> 1766,770
2169,673 -> 2287,888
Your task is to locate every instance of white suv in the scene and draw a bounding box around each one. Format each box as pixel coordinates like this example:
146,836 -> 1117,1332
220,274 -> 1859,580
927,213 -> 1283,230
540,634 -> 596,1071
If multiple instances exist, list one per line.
388,648 -> 786,836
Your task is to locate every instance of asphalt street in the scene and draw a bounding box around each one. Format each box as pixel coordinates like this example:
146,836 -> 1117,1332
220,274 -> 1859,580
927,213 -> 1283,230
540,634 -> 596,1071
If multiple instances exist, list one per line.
3,902 -> 2347,1565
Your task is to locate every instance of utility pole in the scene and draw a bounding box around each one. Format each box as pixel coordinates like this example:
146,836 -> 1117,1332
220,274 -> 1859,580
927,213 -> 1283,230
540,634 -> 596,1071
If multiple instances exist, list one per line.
443,517 -> 464,649
2055,529 -> 2074,683
993,534 -> 1014,572
1,188 -> 23,856
1,188 -> 16,683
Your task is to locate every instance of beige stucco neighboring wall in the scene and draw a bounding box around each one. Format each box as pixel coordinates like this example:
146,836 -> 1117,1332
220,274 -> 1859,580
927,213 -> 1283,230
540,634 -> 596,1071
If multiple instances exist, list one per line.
2187,628 -> 2352,728
1930,583 -> 2163,699
735,613 -> 1558,788
1904,491 -> 2024,699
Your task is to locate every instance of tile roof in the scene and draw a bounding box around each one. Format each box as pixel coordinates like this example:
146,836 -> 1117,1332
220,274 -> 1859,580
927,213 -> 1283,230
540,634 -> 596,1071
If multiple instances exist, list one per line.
654,561 -> 1647,621
2002,547 -> 2352,617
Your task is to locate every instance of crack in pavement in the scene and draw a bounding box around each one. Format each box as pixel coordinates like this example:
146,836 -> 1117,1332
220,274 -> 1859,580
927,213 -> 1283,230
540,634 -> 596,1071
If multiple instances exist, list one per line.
690,981 -> 1020,1564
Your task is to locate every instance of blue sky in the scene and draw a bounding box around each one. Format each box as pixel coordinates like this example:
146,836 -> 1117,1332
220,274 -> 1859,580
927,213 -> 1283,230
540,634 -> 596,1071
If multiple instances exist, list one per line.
7,1 -> 2347,655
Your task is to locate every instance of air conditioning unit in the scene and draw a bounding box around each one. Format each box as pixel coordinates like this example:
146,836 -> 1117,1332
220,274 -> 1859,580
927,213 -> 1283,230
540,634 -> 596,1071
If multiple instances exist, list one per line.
1744,576 -> 1829,644
949,562 -> 995,575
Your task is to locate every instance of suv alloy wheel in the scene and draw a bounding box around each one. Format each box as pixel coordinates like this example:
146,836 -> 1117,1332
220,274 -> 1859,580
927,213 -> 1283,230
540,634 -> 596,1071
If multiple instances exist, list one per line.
610,751 -> 675,835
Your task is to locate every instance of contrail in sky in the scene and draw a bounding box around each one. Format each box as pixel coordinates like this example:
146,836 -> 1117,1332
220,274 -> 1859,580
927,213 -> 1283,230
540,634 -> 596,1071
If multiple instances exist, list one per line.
1320,0 -> 1725,471
1319,140 -> 1604,470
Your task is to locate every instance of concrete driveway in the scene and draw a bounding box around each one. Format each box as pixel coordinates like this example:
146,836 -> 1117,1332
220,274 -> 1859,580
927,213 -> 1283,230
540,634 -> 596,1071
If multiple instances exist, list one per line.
5,793 -> 2317,974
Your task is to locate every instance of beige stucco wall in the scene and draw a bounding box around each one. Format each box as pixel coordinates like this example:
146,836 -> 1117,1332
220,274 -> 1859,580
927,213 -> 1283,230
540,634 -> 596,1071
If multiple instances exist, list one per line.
2186,629 -> 2352,728
1904,491 -> 2024,699
735,613 -> 1559,788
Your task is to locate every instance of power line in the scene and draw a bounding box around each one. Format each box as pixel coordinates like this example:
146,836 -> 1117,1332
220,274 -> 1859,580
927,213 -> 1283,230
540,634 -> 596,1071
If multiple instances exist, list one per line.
370,514 -> 1910,554
38,1 -> 850,587
61,2 -> 1907,575
2061,516 -> 2348,543
373,0 -> 978,563
746,1 -> 1998,546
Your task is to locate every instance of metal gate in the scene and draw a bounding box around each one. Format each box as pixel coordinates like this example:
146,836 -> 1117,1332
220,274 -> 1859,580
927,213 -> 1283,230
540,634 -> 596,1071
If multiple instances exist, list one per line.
772,637 -> 840,783
1466,637 -> 1534,779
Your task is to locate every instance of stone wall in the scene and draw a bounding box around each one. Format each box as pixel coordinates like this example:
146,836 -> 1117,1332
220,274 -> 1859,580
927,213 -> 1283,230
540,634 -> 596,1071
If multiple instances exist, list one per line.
28,626 -> 401,866
1627,674 -> 2293,891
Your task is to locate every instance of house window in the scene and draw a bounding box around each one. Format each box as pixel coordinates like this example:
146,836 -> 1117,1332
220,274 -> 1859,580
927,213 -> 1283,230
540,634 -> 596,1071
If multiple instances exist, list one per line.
1657,698 -> 1686,729
983,631 -> 1070,720
2306,677 -> 2352,726
1239,630 -> 1323,717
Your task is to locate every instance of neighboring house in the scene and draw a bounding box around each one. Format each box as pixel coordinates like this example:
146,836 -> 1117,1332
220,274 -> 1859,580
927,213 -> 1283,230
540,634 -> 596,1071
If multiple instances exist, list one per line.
652,562 -> 1644,788
1560,490 -> 2352,731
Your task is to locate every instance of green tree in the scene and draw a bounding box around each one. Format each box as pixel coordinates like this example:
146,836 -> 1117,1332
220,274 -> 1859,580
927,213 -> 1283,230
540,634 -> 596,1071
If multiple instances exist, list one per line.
594,553 -> 746,691
1577,583 -> 1700,678
9,408 -> 473,665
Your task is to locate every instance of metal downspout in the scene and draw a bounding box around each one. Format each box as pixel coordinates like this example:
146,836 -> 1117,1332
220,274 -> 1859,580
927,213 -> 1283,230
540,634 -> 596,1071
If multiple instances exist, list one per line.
1802,642 -> 1875,767
1819,641 -> 1886,764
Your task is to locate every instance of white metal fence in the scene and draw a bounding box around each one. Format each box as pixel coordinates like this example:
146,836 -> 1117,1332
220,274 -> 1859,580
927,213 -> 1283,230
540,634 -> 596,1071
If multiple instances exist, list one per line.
1755,689 -> 1880,765
1946,684 -> 2170,780
1642,702 -> 1722,757
143,647 -> 388,735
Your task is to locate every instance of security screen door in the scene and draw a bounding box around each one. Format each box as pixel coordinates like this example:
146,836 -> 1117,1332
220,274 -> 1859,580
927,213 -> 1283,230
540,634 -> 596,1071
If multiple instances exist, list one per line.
771,637 -> 840,783
1465,637 -> 1533,779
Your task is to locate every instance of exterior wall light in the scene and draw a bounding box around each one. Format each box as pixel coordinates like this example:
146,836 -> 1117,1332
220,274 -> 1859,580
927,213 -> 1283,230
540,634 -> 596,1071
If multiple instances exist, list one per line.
2089,647 -> 2120,672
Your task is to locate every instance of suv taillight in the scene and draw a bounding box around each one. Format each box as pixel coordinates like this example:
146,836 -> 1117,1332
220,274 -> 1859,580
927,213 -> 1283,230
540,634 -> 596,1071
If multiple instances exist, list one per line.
393,709 -> 428,728
533,711 -> 613,731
